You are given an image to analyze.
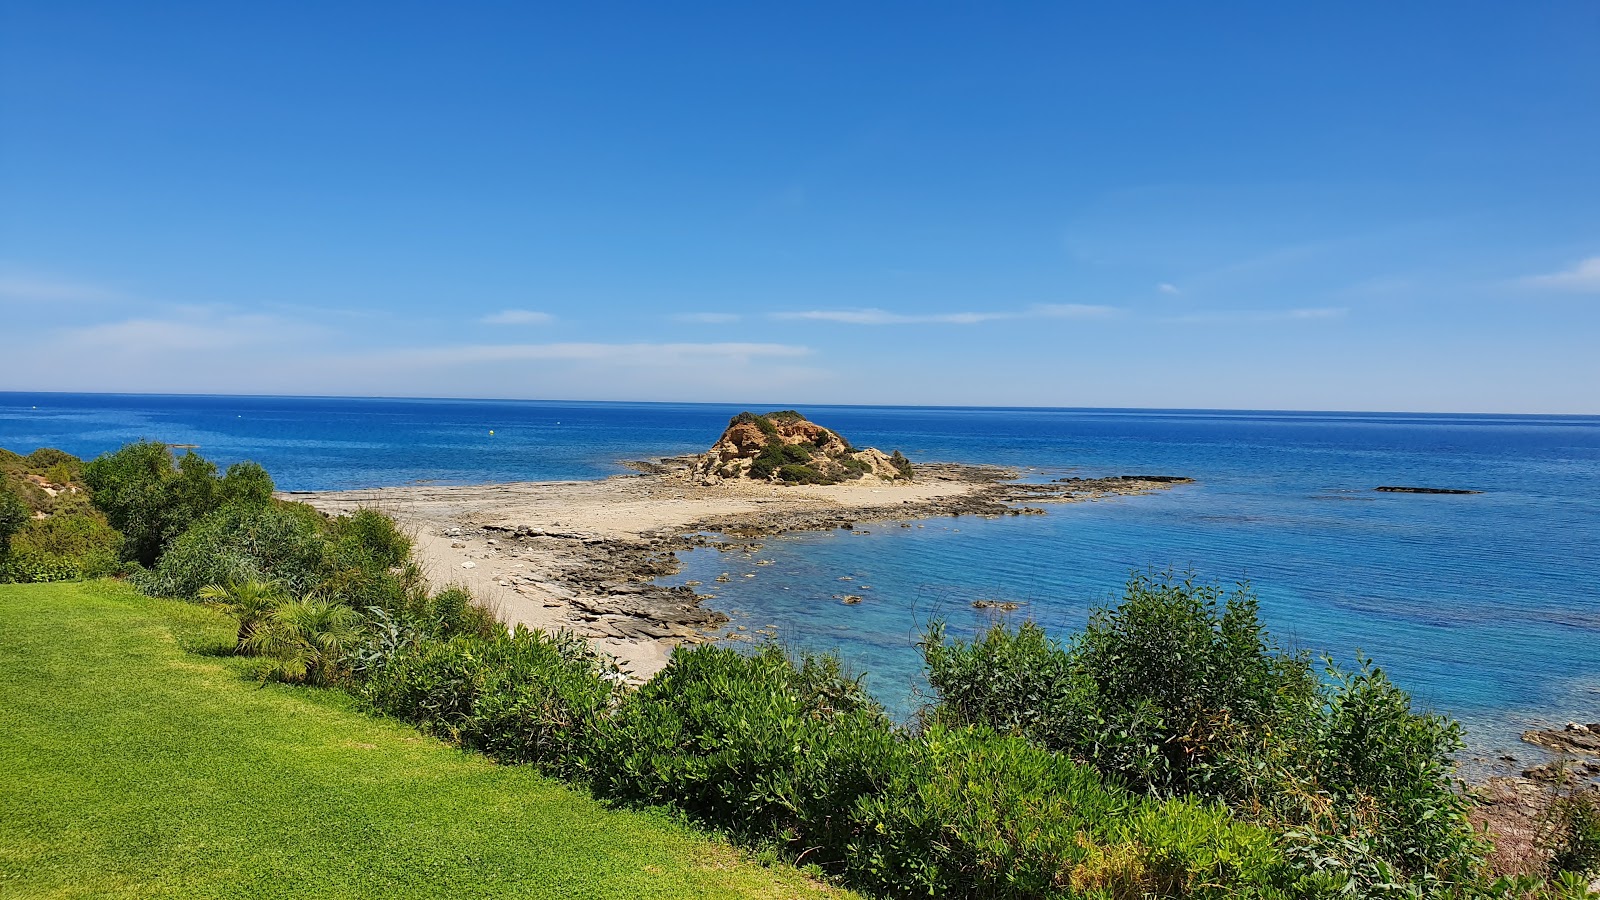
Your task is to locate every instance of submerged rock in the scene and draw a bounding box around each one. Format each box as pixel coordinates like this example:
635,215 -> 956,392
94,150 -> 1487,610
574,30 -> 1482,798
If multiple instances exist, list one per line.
1375,485 -> 1483,494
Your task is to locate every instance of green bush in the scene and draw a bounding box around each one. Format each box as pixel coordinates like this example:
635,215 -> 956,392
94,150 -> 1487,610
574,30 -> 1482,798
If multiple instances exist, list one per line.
590,645 -> 902,866
849,725 -> 1284,899
219,461 -> 275,506
889,450 -> 913,479
137,501 -> 327,599
0,481 -> 28,561
1548,787 -> 1600,879
922,618 -> 1093,743
1,509 -> 123,583
23,447 -> 80,473
922,574 -> 1494,898
362,628 -> 617,778
82,442 -> 246,565
319,508 -> 425,616
1276,658 -> 1483,894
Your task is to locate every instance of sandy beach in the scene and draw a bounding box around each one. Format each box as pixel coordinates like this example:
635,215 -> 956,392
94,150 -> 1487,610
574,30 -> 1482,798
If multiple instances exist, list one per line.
287,457 -> 1190,679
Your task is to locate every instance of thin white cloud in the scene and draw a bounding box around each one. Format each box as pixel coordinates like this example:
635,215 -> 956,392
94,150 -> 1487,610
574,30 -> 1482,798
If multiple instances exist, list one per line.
1031,303 -> 1119,319
0,273 -> 121,303
479,309 -> 555,325
773,308 -> 1005,325
376,341 -> 809,368
1522,257 -> 1600,293
59,313 -> 326,352
774,304 -> 1119,326
1282,307 -> 1348,320
674,312 -> 742,324
1160,307 -> 1349,325
1158,282 -> 1181,295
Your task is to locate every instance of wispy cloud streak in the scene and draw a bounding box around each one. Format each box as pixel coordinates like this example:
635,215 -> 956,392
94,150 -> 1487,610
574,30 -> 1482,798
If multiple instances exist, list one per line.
772,304 -> 1118,325
479,309 -> 555,325
1522,257 -> 1600,293
372,341 -> 810,368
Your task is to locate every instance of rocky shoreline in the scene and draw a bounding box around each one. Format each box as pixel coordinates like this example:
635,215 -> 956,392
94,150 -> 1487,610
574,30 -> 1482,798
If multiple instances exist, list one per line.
1471,724 -> 1600,882
287,458 -> 1192,679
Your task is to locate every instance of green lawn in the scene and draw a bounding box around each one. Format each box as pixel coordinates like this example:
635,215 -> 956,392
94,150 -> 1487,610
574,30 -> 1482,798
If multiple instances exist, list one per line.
0,581 -> 851,900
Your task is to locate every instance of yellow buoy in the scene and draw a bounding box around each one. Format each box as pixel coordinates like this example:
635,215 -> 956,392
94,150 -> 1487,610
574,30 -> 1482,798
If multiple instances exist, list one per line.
489,430 -> 495,435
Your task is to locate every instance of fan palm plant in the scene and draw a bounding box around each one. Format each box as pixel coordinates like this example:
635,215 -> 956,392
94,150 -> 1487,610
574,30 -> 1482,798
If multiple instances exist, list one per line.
198,578 -> 284,653
245,597 -> 363,686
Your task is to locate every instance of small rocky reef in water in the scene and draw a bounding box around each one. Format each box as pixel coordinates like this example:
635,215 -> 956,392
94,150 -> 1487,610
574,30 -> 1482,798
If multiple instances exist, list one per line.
692,410 -> 914,485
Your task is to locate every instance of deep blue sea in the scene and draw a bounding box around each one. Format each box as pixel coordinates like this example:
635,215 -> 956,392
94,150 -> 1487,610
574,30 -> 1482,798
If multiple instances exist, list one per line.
4,392 -> 1597,761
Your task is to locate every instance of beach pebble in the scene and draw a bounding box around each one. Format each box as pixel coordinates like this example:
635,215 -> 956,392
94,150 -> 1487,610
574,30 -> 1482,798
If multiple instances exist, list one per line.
461,561 -> 476,569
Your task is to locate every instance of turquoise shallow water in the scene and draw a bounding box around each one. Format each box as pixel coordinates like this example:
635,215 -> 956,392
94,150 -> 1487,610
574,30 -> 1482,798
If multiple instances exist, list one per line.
4,393 -> 1597,761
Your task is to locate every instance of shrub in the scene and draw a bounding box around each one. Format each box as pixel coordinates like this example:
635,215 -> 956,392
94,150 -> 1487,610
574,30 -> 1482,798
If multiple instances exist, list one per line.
590,644 -> 902,867
0,481 -> 28,560
849,725 -> 1284,899
922,574 -> 1493,898
1073,573 -> 1316,799
1547,788 -> 1600,879
1,509 -> 123,582
1279,658 -> 1483,892
362,628 -> 617,778
24,447 -> 80,472
83,442 -> 235,565
922,618 -> 1092,743
319,508 -> 424,615
198,578 -> 287,653
425,586 -> 502,639
138,501 -> 327,599
889,449 -> 914,479
220,461 -> 275,506
246,597 -> 364,686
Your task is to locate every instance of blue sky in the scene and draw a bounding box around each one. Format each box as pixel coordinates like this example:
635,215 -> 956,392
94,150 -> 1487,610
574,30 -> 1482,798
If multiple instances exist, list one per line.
3,2 -> 1598,412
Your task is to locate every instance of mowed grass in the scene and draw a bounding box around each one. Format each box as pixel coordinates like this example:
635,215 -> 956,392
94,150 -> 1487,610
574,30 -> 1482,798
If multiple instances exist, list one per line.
0,581 -> 852,900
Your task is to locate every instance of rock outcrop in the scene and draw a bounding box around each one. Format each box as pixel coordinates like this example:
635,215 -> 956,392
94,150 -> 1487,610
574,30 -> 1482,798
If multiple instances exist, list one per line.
691,411 -> 915,485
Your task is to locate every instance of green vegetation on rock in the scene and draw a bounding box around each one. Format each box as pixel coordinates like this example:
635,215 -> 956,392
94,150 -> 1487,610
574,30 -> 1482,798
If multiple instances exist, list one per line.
701,412 -> 911,485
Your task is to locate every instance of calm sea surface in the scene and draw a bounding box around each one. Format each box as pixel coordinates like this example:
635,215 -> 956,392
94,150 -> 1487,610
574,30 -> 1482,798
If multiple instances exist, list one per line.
4,392 -> 1597,759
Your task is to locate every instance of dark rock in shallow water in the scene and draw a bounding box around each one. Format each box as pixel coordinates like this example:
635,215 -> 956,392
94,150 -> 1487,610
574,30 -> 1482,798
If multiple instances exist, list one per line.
1375,485 -> 1483,495
1118,475 -> 1195,484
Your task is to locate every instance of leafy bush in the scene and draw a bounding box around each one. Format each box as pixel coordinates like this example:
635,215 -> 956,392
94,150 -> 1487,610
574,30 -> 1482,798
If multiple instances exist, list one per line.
220,461 -> 275,506
0,481 -> 28,561
82,442 -> 246,565
362,628 -> 618,779
922,618 -> 1092,742
1276,658 -> 1483,894
889,449 -> 914,479
924,573 -> 1317,800
24,447 -> 80,473
1547,789 -> 1600,878
590,645 -> 902,866
922,573 -> 1491,898
849,725 -> 1284,899
1072,573 -> 1317,799
319,507 -> 425,615
1,509 -> 123,583
137,501 -> 327,599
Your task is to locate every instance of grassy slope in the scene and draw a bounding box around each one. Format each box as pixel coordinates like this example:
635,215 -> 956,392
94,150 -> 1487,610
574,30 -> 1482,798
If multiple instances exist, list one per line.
0,581 -> 850,900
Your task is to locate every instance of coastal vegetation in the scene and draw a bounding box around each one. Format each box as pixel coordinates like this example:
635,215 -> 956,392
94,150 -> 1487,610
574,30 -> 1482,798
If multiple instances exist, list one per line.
2,439 -> 1596,898
0,580 -> 851,899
